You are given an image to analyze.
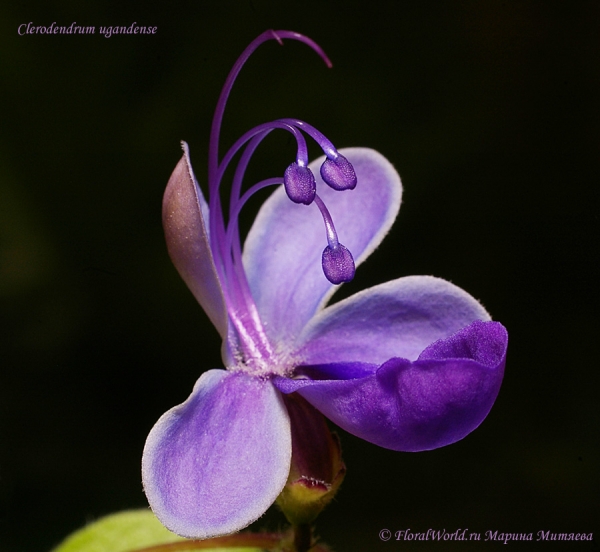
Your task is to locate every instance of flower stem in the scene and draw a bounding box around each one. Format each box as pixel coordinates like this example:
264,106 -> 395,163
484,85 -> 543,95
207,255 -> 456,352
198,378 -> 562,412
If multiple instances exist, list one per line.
292,523 -> 312,552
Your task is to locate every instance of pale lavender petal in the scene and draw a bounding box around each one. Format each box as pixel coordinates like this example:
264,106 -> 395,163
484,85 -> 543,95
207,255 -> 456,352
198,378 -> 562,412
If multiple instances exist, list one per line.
275,321 -> 507,452
298,276 -> 490,364
142,369 -> 291,538
243,148 -> 402,344
163,142 -> 228,338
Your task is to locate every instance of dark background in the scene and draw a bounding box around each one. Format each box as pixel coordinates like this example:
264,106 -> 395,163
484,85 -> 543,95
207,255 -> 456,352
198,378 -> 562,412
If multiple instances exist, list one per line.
1,1 -> 598,551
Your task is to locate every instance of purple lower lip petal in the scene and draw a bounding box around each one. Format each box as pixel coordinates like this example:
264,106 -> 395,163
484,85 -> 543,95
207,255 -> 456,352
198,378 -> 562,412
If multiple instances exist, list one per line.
275,320 -> 507,452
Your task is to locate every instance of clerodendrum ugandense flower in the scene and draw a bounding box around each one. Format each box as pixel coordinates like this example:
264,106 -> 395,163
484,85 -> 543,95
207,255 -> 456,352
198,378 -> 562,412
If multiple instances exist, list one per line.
142,30 -> 508,540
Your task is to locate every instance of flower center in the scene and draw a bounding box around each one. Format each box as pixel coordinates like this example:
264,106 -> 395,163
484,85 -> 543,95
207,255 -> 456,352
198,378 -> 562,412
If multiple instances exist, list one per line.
207,30 -> 357,373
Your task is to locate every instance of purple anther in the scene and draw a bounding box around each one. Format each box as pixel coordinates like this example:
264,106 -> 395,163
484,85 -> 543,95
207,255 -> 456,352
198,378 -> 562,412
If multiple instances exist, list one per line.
320,154 -> 357,191
284,162 -> 316,205
322,243 -> 355,284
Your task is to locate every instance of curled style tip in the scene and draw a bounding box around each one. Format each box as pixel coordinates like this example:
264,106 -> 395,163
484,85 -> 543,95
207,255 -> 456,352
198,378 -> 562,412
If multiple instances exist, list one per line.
270,30 -> 333,68
269,29 -> 284,45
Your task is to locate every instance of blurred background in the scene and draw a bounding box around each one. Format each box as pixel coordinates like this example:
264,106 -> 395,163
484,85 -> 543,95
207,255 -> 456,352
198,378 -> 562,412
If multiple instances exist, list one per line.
1,1 -> 598,550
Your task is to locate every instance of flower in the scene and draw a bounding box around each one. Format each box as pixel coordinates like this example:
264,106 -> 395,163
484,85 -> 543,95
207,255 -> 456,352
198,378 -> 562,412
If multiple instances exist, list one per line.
142,30 -> 508,540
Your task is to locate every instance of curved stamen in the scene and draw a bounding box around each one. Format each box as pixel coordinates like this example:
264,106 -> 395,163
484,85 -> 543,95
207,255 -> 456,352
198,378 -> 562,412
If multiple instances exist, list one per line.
224,124 -> 311,358
225,177 -> 282,316
205,30 -> 347,362
205,30 -> 331,360
208,30 -> 330,270
278,118 -> 338,159
278,119 -> 357,190
209,30 -> 331,204
313,194 -> 356,284
227,178 -> 283,362
223,134 -> 282,359
225,129 -> 283,319
229,178 -> 283,238
211,122 -> 308,289
313,194 -> 339,249
219,122 -> 309,186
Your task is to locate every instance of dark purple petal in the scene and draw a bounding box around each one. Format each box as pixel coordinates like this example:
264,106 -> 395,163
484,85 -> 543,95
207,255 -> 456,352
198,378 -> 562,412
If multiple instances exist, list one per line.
298,276 -> 490,364
276,321 -> 507,452
243,148 -> 402,345
418,317 -> 508,365
273,362 -> 378,394
163,143 -> 228,339
142,370 -> 291,538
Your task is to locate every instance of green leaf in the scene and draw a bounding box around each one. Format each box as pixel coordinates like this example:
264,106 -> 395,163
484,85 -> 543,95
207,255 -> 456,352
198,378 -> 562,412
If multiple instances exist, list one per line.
51,509 -> 264,552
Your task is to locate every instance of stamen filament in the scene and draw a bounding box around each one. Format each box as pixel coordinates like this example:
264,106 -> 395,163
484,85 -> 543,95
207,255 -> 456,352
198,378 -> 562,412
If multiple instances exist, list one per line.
225,178 -> 282,360
278,118 -> 339,159
313,194 -> 339,249
222,130 -> 289,361
229,178 -> 283,237
209,30 -> 331,207
205,29 -> 332,361
219,122 -> 309,189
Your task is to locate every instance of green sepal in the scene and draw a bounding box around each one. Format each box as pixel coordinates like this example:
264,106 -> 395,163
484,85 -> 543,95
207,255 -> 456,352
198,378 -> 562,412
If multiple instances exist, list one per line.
51,509 -> 263,552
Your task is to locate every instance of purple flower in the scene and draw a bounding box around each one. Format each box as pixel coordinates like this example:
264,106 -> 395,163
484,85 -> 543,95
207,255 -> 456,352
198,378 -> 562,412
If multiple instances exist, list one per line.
142,30 -> 508,539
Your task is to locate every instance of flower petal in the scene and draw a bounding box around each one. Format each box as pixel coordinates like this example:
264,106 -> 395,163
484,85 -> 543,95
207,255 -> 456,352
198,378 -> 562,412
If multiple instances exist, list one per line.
163,142 -> 228,338
243,148 -> 401,344
142,369 -> 291,539
275,321 -> 507,452
298,275 -> 490,364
